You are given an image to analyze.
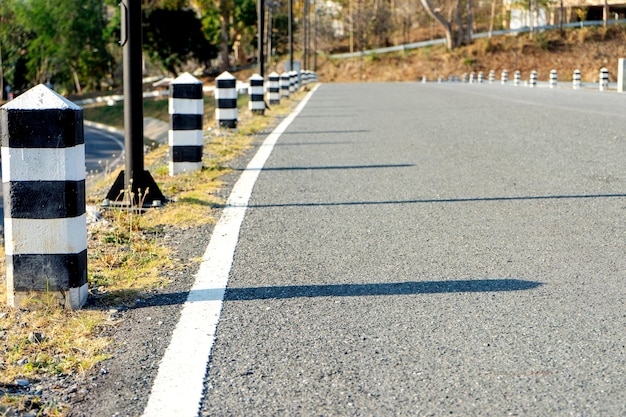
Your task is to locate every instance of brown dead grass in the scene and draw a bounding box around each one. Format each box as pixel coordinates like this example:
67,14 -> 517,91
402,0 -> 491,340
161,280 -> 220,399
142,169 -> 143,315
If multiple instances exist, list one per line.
318,25 -> 626,84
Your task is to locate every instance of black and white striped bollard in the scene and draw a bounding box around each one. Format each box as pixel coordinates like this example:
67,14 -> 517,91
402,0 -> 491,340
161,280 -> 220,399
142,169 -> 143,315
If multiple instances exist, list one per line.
501,69 -> 508,84
280,72 -> 290,99
599,68 -> 609,91
478,72 -> 484,83
549,70 -> 557,88
573,69 -> 581,90
169,72 -> 204,176
248,73 -> 265,115
0,85 -> 87,309
529,70 -> 537,88
514,70 -> 521,86
489,70 -> 495,83
289,71 -> 297,93
268,72 -> 281,105
215,71 -> 237,128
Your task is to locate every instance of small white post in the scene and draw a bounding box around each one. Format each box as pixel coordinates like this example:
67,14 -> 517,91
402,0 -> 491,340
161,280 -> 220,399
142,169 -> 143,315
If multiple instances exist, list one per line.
573,69 -> 581,90
248,73 -> 265,115
514,70 -> 521,86
501,69 -> 508,84
267,72 -> 281,105
618,59 -> 626,92
549,69 -> 557,88
599,68 -> 609,91
529,70 -> 537,88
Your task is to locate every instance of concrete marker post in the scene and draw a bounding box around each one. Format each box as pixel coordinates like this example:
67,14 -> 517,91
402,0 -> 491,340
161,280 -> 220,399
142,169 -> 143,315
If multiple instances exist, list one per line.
0,85 -> 88,310
289,71 -> 297,93
478,71 -> 484,83
169,72 -> 204,176
599,67 -> 609,91
501,69 -> 508,84
248,73 -> 265,115
215,71 -> 238,129
489,70 -> 495,83
549,69 -> 557,88
573,69 -> 581,90
529,70 -> 537,88
618,58 -> 626,92
514,70 -> 521,86
280,72 -> 291,99
268,72 -> 281,105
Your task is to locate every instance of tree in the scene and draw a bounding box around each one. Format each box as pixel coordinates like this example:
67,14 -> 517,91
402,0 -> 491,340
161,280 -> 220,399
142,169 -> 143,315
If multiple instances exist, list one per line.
143,8 -> 218,75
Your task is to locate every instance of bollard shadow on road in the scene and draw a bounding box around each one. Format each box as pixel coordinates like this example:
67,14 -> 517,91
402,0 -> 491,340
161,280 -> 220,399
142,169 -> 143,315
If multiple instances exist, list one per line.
247,192 -> 626,209
238,163 -> 415,172
133,279 -> 542,308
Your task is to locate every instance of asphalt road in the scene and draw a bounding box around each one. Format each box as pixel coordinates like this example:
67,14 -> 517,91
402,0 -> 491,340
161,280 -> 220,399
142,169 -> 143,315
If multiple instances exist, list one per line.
0,124 -> 124,226
199,83 -> 625,415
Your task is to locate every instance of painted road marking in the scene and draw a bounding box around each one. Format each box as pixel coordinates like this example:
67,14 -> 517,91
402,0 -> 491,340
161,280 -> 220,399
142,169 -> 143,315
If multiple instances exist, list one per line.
142,84 -> 320,417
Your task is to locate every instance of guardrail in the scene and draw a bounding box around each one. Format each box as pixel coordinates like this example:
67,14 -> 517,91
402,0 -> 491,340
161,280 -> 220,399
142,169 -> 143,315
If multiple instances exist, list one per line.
329,19 -> 626,60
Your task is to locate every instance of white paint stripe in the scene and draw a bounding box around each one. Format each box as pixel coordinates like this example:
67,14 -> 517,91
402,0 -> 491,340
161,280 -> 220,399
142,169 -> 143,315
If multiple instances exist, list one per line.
142,84 -> 320,417
168,130 -> 204,147
4,215 -> 87,255
1,145 -> 85,182
215,108 -> 237,120
169,98 -> 204,115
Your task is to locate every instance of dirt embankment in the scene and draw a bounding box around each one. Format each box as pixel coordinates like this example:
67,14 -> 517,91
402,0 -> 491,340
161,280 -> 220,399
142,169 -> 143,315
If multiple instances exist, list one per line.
316,25 -> 626,84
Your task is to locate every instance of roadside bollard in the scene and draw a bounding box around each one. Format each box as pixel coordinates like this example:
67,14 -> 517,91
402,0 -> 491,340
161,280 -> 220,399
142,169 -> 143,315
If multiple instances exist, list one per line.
489,70 -> 495,83
514,70 -> 521,86
529,70 -> 537,88
289,71 -> 297,93
169,72 -> 204,176
573,69 -> 581,89
462,73 -> 468,83
422,76 -> 427,83
267,72 -> 281,105
215,71 -> 237,128
280,72 -> 290,99
599,68 -> 609,91
248,73 -> 265,115
438,76 -> 443,83
501,69 -> 508,84
478,71 -> 484,83
549,69 -> 557,88
0,85 -> 88,309
469,72 -> 476,83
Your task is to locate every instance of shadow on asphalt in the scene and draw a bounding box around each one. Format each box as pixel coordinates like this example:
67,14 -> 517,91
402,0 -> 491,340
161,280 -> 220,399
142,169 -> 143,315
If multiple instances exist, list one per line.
247,193 -> 626,208
240,163 -> 415,172
137,279 -> 542,307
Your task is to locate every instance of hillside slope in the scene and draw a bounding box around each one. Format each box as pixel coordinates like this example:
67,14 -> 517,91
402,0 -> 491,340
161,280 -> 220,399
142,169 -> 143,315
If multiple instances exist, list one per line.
316,25 -> 626,84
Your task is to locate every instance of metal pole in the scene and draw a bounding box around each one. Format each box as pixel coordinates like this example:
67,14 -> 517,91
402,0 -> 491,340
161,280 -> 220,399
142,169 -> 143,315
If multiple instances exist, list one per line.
258,0 -> 265,77
289,0 -> 293,70
106,0 -> 164,206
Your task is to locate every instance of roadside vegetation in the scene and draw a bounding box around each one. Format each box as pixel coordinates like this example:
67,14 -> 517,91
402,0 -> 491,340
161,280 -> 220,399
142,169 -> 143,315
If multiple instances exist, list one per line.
0,86 -> 310,416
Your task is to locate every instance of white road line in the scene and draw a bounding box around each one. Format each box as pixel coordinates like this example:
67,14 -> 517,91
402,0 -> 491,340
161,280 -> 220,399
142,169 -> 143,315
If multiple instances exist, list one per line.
142,84 -> 320,417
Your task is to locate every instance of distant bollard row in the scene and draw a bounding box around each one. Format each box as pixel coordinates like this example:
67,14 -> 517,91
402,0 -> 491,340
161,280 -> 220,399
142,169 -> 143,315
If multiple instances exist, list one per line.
0,68 -> 317,310
437,67 -> 616,91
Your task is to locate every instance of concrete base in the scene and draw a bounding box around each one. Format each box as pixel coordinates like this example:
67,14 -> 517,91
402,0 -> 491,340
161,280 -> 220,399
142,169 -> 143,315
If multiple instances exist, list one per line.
8,283 -> 88,310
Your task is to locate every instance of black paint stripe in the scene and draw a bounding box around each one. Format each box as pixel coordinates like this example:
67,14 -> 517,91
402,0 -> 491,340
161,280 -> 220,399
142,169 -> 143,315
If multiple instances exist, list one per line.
1,109 -> 84,148
217,98 -> 237,109
10,250 -> 88,291
171,114 -> 203,130
4,180 -> 86,219
171,146 -> 203,162
216,79 -> 236,89
171,83 -> 203,99
268,87 -> 280,93
250,79 -> 264,87
250,94 -> 264,102
218,120 -> 237,128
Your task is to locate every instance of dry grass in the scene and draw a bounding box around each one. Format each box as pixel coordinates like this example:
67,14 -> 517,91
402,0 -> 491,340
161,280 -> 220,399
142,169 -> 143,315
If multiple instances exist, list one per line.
0,85 -> 311,415
318,25 -> 626,84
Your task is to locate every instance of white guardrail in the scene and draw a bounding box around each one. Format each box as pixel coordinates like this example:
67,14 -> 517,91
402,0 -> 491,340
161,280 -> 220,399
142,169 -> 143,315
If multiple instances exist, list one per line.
329,19 -> 626,59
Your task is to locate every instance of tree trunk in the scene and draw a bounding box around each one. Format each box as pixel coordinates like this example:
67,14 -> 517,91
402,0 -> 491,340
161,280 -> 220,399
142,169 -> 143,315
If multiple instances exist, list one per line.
489,0 -> 496,39
466,0 -> 473,45
603,0 -> 609,27
419,0 -> 454,49
456,0 -> 464,47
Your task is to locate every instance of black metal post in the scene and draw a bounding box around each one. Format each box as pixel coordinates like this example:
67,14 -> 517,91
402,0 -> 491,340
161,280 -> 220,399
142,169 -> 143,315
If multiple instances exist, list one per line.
288,0 -> 293,70
106,0 -> 164,206
258,0 -> 265,77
